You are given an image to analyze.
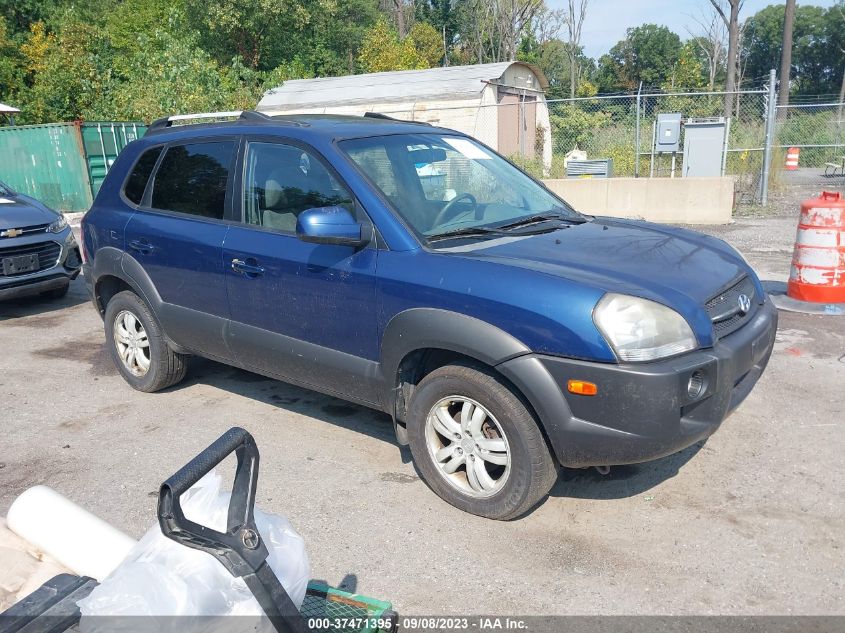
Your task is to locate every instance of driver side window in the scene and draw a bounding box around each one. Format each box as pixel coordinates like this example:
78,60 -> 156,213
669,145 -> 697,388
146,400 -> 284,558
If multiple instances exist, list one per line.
242,142 -> 354,233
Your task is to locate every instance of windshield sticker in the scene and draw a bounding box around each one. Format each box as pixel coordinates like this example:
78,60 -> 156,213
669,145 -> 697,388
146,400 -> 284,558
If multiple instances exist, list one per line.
0,197 -> 15,204
443,137 -> 493,160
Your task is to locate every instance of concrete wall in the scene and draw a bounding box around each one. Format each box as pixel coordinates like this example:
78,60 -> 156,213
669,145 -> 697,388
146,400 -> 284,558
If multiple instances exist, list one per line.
542,176 -> 735,225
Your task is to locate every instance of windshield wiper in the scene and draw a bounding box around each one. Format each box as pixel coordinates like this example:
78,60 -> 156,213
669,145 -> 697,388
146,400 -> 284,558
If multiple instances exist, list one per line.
497,211 -> 586,231
426,225 -> 508,242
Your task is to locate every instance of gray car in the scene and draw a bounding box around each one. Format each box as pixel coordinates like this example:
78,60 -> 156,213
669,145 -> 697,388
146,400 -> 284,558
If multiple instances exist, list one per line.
0,181 -> 81,301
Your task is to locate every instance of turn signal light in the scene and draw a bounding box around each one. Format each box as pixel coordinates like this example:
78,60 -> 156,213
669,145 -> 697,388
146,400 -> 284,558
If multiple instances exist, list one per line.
567,380 -> 597,396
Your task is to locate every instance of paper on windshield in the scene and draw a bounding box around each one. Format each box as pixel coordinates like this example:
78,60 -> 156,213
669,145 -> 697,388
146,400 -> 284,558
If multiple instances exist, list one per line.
443,137 -> 493,160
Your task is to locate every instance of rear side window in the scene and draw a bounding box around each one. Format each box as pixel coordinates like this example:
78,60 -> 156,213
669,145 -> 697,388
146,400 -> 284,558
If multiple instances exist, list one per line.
150,141 -> 235,219
123,147 -> 162,205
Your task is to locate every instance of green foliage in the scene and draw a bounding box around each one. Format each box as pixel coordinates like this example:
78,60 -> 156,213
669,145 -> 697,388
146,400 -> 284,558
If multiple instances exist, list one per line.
742,3 -> 845,94
17,19 -> 117,122
0,17 -> 24,103
0,0 -> 60,33
597,24 -> 683,92
1,0 -> 842,127
358,19 -> 441,73
662,42 -> 705,91
548,104 -> 612,151
105,30 -> 243,121
185,0 -> 309,70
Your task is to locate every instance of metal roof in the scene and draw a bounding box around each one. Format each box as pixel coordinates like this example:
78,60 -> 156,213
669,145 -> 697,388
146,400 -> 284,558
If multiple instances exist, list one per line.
257,62 -> 548,111
0,103 -> 20,114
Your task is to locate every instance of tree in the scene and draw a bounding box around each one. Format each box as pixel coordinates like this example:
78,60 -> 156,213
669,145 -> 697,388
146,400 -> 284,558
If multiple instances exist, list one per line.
778,0 -> 796,105
0,17 -> 24,104
597,24 -> 683,92
297,0 -> 382,75
686,7 -> 727,92
458,0 -> 542,63
708,0 -> 745,115
0,0 -> 60,34
358,19 -> 441,72
561,0 -> 589,98
185,0 -> 310,70
742,3 -> 839,95
415,0 -> 461,64
16,19 -> 117,122
666,42 -> 705,91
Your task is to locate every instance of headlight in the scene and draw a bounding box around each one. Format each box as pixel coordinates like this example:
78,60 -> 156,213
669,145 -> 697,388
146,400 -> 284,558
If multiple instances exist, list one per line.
593,293 -> 697,362
47,215 -> 68,233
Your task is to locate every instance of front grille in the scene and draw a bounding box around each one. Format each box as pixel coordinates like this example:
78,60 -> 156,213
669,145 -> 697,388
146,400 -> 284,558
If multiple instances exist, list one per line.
0,241 -> 61,277
706,275 -> 757,339
0,223 -> 50,238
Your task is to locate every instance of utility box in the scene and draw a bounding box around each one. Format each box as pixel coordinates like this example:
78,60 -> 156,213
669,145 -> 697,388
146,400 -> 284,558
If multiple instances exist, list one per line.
655,113 -> 682,153
566,159 -> 613,178
682,118 -> 726,178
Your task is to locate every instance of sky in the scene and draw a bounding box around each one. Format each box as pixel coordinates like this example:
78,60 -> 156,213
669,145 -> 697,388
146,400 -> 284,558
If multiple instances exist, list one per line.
546,0 -> 839,58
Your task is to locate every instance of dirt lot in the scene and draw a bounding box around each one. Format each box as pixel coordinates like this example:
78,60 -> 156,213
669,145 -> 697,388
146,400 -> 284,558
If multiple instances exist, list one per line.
1,211 -> 843,617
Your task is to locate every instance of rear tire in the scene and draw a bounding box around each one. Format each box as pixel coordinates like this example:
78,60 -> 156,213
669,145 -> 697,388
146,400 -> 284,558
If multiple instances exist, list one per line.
407,362 -> 558,520
104,290 -> 187,392
40,282 -> 69,299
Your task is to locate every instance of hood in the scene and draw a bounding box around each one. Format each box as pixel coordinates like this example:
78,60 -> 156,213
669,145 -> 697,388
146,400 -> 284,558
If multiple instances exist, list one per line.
442,217 -> 747,310
0,193 -> 60,230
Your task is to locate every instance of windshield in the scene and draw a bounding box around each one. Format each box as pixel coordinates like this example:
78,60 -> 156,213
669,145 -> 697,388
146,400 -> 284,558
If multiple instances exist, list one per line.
0,181 -> 13,196
340,134 -> 583,240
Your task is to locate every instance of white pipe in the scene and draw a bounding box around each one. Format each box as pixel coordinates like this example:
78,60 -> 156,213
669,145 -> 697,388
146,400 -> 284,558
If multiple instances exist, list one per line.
6,486 -> 137,581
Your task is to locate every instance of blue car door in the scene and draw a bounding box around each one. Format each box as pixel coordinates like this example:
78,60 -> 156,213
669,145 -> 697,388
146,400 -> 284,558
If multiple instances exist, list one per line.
123,138 -> 238,360
223,138 -> 381,405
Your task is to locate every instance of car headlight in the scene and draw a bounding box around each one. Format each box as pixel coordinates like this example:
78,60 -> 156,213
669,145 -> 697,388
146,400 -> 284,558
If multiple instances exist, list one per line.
593,293 -> 697,362
47,215 -> 68,233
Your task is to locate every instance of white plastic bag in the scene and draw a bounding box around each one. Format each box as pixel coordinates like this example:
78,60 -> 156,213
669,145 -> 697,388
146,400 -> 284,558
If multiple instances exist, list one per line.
77,470 -> 310,632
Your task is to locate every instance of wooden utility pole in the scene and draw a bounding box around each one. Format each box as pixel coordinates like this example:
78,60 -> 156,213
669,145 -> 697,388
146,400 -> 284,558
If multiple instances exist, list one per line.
778,0 -> 796,106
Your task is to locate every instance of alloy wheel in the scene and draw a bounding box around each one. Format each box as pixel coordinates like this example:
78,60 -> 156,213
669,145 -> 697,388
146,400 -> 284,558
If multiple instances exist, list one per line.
113,310 -> 151,377
424,396 -> 511,498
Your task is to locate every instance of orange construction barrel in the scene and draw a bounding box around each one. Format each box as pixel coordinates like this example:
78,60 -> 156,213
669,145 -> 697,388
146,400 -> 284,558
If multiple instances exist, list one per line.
787,191 -> 845,303
784,147 -> 800,170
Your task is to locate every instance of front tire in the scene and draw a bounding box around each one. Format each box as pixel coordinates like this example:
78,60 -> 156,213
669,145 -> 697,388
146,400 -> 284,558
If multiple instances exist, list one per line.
104,290 -> 187,392
407,363 -> 558,520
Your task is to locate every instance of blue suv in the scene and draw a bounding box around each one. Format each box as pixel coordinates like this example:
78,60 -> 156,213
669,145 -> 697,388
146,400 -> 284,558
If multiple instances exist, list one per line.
82,112 -> 777,519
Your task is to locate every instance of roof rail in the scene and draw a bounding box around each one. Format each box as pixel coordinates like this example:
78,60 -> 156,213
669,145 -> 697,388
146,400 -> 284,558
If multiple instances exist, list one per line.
363,112 -> 431,125
145,110 -> 277,135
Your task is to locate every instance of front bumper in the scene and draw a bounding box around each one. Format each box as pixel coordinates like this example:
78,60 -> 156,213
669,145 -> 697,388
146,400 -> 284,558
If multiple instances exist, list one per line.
498,298 -> 778,468
0,231 -> 81,301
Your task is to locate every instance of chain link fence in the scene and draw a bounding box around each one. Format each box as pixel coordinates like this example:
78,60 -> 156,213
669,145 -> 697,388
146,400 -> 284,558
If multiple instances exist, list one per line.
372,80 -> 842,207
774,102 -> 845,194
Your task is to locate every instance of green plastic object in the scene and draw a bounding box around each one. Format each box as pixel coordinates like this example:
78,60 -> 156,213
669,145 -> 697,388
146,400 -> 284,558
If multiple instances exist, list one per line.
301,582 -> 397,633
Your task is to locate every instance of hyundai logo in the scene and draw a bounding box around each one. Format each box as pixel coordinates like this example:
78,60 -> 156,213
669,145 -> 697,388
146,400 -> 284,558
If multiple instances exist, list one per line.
737,293 -> 751,315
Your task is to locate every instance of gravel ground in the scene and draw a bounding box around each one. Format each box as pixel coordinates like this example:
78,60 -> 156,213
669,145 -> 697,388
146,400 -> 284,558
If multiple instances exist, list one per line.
0,211 -> 843,618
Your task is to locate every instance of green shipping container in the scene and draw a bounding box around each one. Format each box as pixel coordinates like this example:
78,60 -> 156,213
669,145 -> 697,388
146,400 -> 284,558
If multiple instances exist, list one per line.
0,121 -> 146,213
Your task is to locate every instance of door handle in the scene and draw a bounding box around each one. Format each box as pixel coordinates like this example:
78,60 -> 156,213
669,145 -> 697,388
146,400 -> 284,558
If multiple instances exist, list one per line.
231,258 -> 265,277
129,239 -> 153,254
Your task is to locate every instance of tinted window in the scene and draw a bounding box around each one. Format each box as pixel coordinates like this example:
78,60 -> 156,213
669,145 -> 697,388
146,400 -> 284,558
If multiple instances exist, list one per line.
151,141 -> 235,219
124,147 -> 162,205
242,142 -> 354,233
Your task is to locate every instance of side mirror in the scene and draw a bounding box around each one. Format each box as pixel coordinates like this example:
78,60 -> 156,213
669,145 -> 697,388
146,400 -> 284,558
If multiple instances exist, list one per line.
295,206 -> 368,247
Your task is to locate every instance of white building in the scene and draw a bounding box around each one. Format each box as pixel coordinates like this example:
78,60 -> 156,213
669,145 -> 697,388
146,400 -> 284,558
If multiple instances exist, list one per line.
256,62 -> 552,169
